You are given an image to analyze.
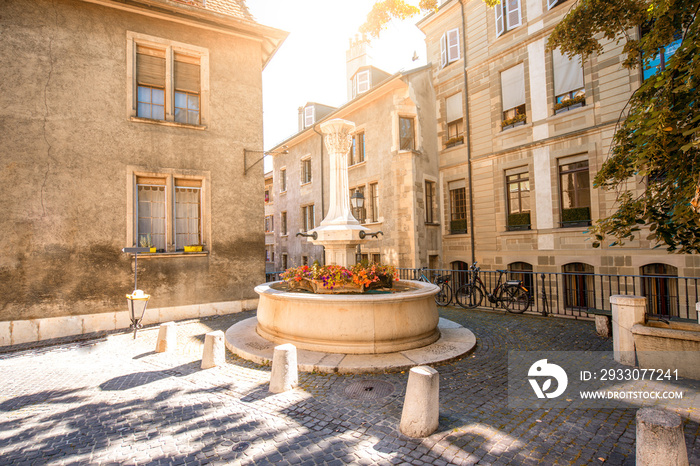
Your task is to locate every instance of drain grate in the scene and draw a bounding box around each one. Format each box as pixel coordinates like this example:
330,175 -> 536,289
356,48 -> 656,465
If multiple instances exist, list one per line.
344,380 -> 395,400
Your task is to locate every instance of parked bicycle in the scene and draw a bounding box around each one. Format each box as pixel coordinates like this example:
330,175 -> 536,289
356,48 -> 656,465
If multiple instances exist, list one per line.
455,262 -> 530,313
417,267 -> 453,306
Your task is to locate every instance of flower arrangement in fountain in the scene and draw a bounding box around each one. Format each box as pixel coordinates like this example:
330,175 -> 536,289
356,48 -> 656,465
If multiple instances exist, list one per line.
281,263 -> 398,292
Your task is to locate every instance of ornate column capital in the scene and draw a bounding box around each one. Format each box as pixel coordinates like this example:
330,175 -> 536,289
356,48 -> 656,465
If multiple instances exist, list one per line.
320,119 -> 354,156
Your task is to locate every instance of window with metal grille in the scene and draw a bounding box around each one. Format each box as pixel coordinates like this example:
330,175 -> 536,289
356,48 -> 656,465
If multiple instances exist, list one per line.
137,179 -> 167,251
641,264 -> 679,318
562,263 -> 594,310
559,158 -> 591,227
506,172 -> 530,230
175,180 -> 201,250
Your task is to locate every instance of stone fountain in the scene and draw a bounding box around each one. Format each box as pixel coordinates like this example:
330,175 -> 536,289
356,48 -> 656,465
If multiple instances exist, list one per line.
225,119 -> 476,373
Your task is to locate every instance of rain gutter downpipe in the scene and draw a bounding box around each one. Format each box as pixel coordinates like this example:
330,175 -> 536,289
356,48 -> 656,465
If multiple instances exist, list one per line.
460,0 -> 476,265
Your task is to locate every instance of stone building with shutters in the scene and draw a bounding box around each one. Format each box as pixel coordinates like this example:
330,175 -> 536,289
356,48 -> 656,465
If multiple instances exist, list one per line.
267,38 -> 439,271
416,0 -> 699,314
0,0 -> 286,345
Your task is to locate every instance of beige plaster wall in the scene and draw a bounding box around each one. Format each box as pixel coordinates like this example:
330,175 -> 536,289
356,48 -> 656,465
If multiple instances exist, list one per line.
0,0 -> 266,322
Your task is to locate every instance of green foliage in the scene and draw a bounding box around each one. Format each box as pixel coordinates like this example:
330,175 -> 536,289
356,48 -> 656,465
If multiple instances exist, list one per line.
450,219 -> 468,233
561,207 -> 591,224
508,212 -> 531,227
549,0 -> 700,253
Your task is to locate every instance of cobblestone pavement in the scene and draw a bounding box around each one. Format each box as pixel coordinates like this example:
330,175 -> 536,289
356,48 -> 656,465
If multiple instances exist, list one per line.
1,308 -> 698,465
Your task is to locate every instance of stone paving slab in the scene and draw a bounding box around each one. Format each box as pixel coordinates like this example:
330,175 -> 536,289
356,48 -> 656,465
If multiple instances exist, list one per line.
0,308 -> 698,465
225,316 -> 477,374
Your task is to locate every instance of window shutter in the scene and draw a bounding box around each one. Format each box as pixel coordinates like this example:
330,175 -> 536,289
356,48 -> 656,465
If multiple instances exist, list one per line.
136,45 -> 165,87
501,63 -> 525,111
440,33 -> 447,67
506,0 -> 521,31
304,106 -> 314,127
553,49 -> 584,96
495,2 -> 505,37
547,0 -> 559,9
446,92 -> 463,123
357,71 -> 370,93
447,28 -> 460,62
174,53 -> 201,93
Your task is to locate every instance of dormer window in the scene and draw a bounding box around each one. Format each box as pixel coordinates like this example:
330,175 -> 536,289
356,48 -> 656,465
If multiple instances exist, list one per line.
304,105 -> 314,128
352,70 -> 371,98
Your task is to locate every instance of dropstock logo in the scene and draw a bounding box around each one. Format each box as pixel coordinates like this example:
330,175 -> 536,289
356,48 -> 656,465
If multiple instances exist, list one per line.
528,359 -> 568,399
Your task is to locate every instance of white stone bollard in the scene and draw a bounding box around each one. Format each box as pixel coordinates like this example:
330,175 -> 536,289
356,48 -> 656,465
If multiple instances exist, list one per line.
201,330 -> 225,369
269,344 -> 298,393
636,408 -> 688,465
155,322 -> 177,353
610,295 -> 646,366
399,366 -> 439,438
595,315 -> 612,338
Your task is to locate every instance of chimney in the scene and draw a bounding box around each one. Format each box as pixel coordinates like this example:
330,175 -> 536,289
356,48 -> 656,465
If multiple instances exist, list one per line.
346,35 -> 372,100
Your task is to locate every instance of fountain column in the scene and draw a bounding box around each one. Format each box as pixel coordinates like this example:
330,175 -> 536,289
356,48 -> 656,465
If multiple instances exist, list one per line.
307,119 -> 369,267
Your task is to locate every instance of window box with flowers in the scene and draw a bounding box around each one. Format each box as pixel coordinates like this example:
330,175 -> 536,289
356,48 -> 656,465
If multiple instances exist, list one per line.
501,113 -> 527,130
554,93 -> 585,114
445,135 -> 464,148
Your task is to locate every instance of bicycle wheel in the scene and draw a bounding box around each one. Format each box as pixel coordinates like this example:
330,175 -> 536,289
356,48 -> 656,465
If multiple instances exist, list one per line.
435,283 -> 452,306
455,284 -> 483,309
502,285 -> 530,313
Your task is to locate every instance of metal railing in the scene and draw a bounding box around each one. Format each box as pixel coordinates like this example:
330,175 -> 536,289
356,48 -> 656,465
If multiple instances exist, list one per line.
398,267 -> 699,323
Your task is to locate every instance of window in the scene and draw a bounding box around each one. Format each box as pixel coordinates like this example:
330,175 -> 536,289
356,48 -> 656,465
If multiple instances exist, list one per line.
128,32 -> 207,126
134,174 -> 204,252
552,49 -> 585,114
354,70 -> 371,97
301,158 -> 312,184
304,106 -> 314,128
265,215 -> 274,233
495,0 -> 522,37
281,211 -> 287,235
445,93 -> 464,147
425,180 -> 437,223
369,182 -> 379,222
399,117 -> 415,151
302,255 -> 309,266
643,30 -> 682,81
350,132 -> 365,165
562,263 -> 594,310
281,253 -> 288,270
351,186 -> 366,223
451,261 -> 470,289
508,262 -> 533,301
280,168 -> 287,192
449,180 -> 467,234
440,28 -> 460,68
265,245 -> 274,262
506,171 -> 530,230
302,204 -> 315,231
501,64 -> 526,129
173,53 -> 201,125
547,0 -> 569,9
559,158 -> 591,227
371,253 -> 381,264
136,45 -> 166,120
641,264 -> 679,318
264,187 -> 270,203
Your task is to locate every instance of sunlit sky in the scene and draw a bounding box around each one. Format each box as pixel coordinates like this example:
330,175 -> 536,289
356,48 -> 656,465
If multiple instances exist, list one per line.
247,1 -> 428,171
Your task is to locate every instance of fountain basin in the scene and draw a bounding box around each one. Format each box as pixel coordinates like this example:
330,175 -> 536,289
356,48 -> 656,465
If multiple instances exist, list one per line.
255,280 -> 440,354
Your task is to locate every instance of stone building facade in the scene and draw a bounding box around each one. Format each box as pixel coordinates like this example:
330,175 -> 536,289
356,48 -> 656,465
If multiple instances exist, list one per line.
416,0 -> 699,300
268,43 -> 439,270
0,0 -> 285,345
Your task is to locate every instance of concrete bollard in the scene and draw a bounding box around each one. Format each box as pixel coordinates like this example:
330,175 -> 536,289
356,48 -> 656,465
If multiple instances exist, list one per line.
399,366 -> 439,438
595,315 -> 612,338
201,330 -> 225,369
269,344 -> 298,393
155,322 -> 177,353
610,295 -> 646,365
636,408 -> 688,465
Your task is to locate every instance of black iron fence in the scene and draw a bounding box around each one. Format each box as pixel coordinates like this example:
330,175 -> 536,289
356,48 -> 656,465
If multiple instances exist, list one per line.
399,267 -> 699,323
267,268 -> 699,322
